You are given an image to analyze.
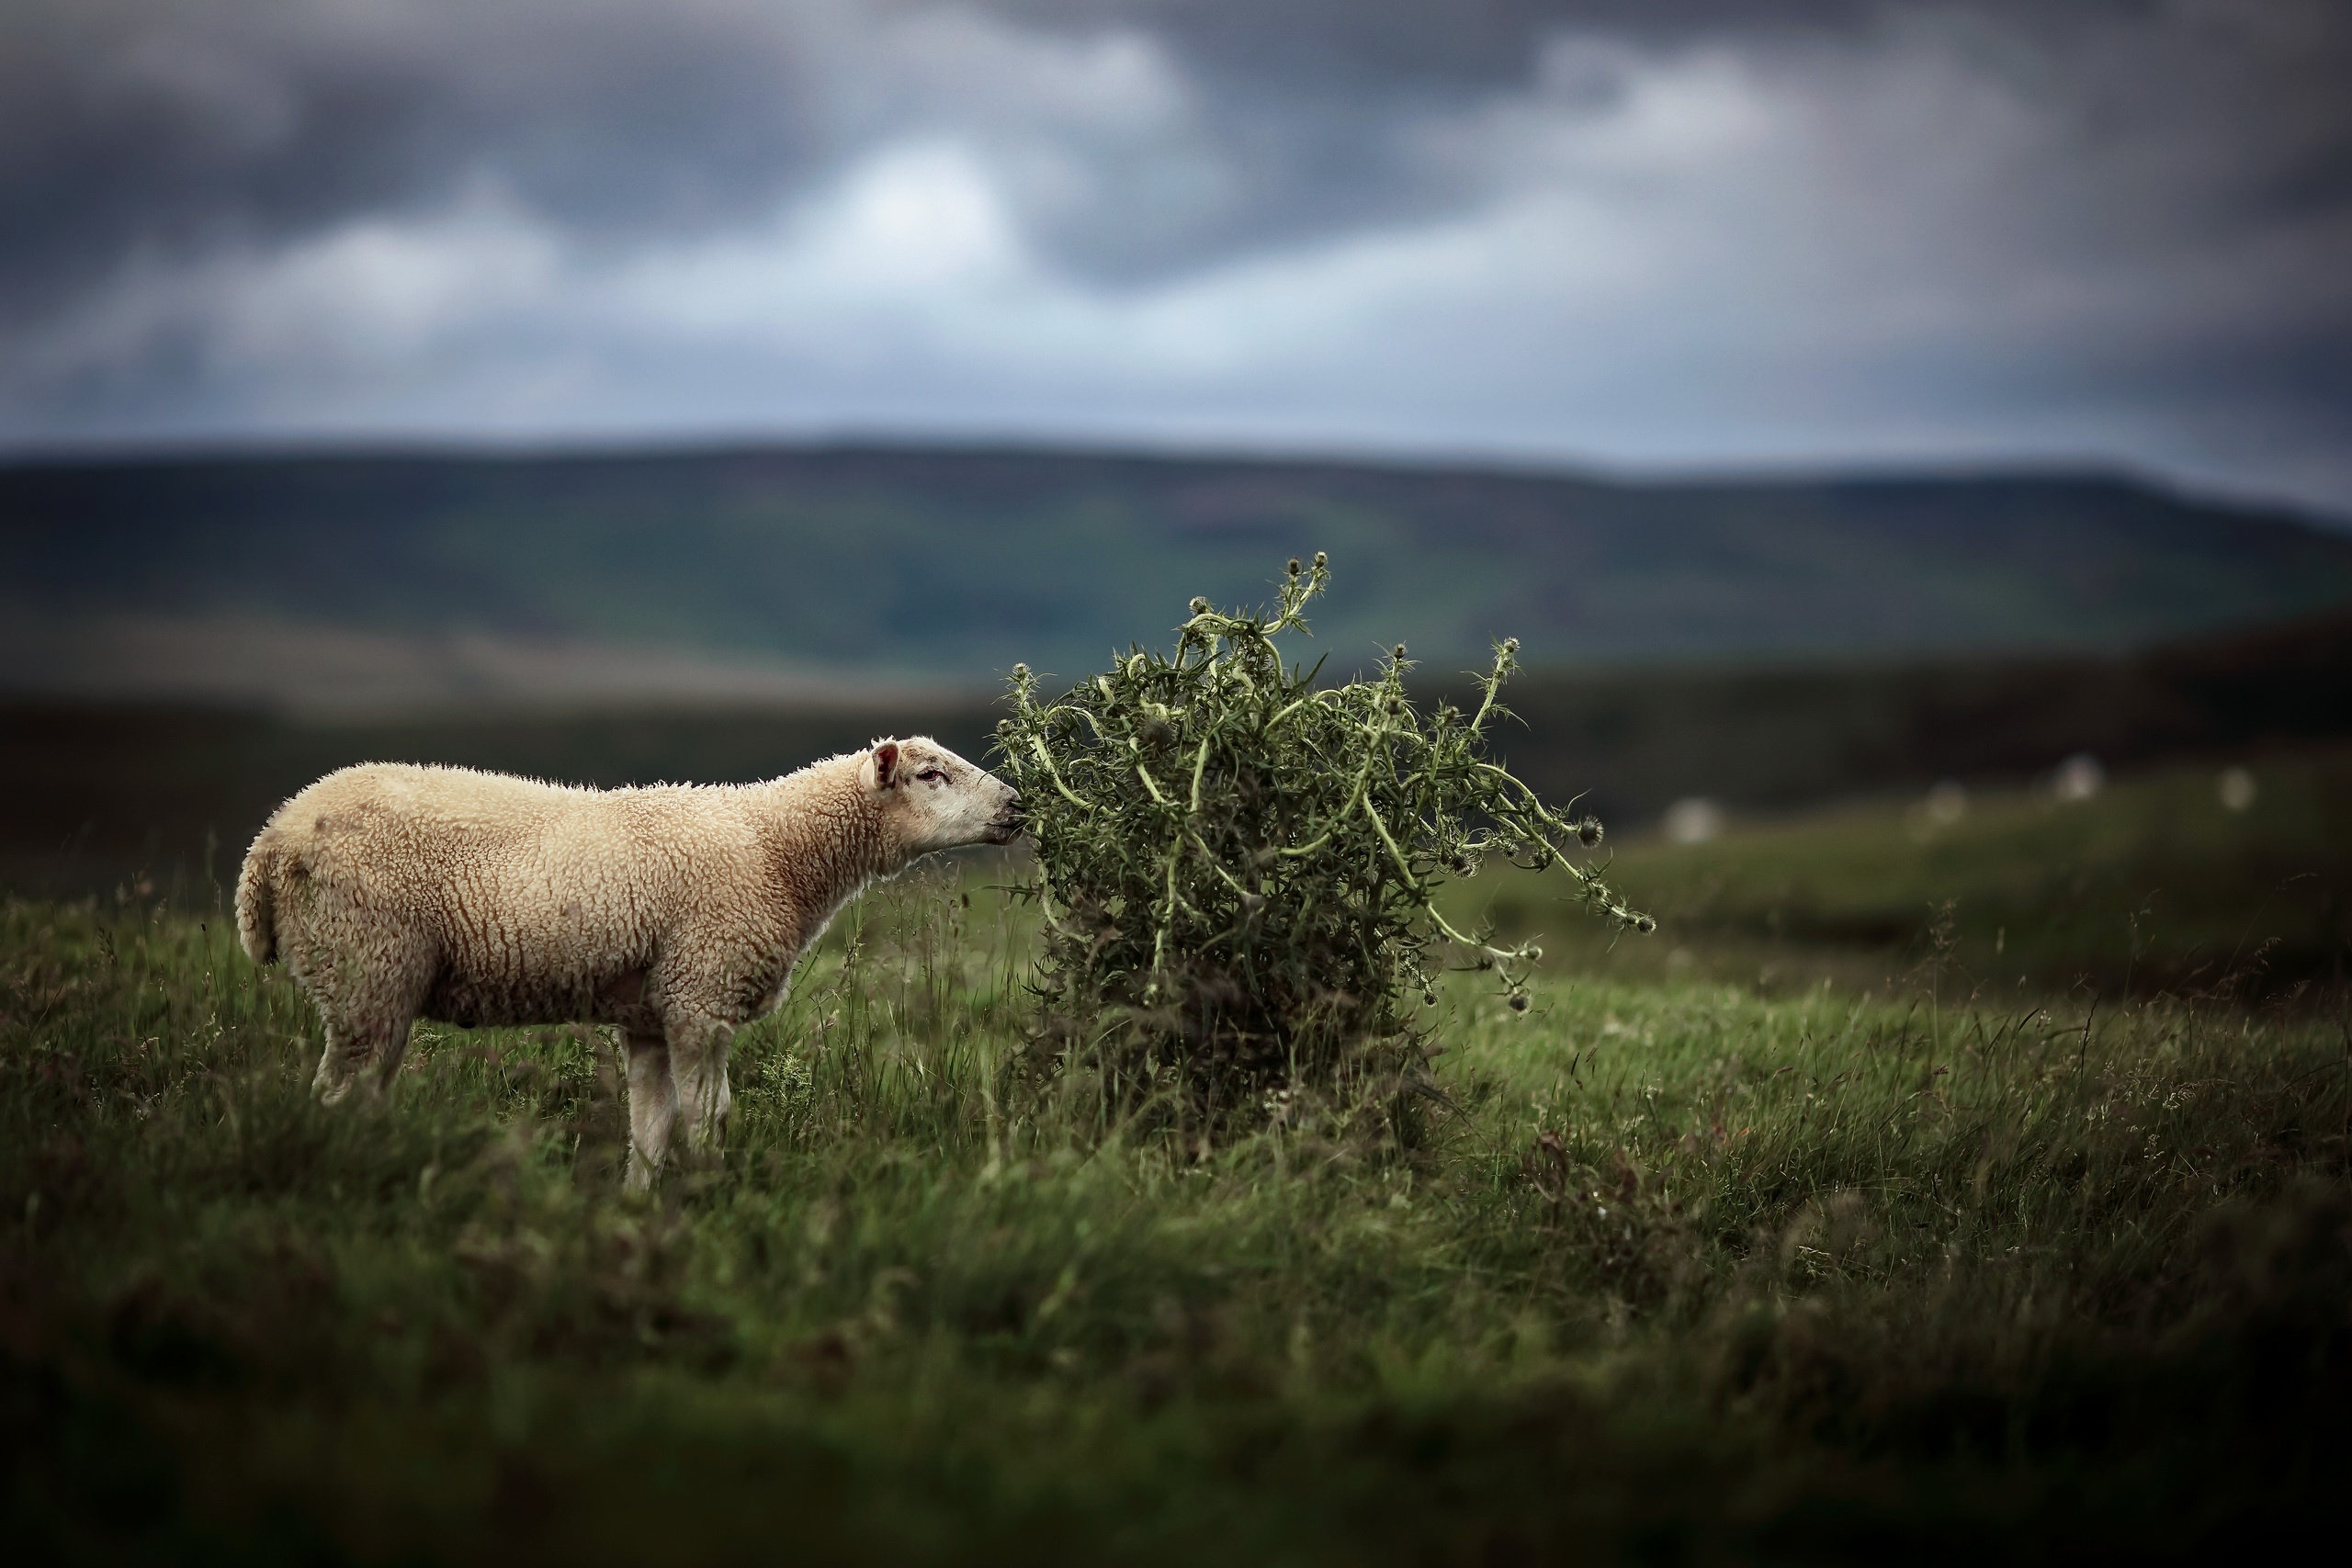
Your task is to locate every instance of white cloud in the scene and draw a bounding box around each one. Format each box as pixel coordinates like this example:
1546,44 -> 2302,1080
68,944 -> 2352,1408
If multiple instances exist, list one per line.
619,142 -> 1030,333
222,192 -> 560,365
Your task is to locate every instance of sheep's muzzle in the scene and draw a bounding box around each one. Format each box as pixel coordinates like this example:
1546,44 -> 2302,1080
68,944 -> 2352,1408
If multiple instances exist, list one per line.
984,798 -> 1027,844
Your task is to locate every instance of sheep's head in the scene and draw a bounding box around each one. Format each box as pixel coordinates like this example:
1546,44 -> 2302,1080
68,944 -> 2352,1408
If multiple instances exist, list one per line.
864,737 -> 1024,854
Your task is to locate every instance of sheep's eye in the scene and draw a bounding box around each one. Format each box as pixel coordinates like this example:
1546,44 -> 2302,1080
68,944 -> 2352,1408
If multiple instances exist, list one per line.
918,768 -> 947,784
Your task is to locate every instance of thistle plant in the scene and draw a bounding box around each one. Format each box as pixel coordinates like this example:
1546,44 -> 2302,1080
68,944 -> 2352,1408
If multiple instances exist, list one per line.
997,554 -> 1649,1126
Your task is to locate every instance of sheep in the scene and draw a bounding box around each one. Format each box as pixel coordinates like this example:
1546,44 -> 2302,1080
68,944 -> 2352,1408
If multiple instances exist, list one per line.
234,738 -> 1023,1186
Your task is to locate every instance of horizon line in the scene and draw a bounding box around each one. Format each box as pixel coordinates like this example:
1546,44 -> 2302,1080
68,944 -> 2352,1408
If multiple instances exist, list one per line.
4,425 -> 2340,526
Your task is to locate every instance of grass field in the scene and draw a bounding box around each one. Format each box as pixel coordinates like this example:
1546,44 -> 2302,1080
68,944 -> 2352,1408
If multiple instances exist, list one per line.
6,766 -> 2349,1563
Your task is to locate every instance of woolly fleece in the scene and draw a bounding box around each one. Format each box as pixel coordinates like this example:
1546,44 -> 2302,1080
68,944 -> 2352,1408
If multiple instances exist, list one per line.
235,738 -> 1021,1184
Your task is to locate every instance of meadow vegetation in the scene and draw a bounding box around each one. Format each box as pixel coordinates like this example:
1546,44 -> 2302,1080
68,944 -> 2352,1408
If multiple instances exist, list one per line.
6,771 -> 2347,1561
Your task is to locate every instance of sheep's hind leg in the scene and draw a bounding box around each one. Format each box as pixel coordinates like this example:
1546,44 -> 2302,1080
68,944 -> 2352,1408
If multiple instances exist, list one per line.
366,1015 -> 419,1095
625,1031 -> 679,1190
669,1016 -> 737,1169
312,1017 -> 372,1104
311,944 -> 431,1104
312,1012 -> 413,1104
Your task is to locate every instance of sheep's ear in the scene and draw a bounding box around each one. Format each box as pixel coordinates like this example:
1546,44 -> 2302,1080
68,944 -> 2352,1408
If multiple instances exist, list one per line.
871,739 -> 901,789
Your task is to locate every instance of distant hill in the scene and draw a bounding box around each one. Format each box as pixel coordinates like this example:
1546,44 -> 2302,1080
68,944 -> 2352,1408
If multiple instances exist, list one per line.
6,444 -> 2352,694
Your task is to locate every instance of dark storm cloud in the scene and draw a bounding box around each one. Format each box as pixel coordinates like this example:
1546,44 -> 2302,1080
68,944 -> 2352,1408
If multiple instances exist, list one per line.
2,1 -> 2348,511
989,1 -> 2352,280
0,4 -> 825,316
9,2 -> 2319,296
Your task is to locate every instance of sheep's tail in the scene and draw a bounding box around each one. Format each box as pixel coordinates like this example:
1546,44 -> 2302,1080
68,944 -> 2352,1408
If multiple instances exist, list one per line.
234,835 -> 282,965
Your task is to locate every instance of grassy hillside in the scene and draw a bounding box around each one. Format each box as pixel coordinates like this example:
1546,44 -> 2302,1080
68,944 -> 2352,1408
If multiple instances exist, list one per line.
7,444 -> 2351,681
1477,746 -> 2352,998
6,846 -> 2346,1561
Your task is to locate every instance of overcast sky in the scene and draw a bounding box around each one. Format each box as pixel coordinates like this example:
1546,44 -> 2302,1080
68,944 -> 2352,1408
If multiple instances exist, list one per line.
5,1 -> 2349,514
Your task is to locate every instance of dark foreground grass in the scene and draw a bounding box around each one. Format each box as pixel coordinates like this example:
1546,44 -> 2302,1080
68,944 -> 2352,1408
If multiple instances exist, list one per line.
6,863 -> 2349,1564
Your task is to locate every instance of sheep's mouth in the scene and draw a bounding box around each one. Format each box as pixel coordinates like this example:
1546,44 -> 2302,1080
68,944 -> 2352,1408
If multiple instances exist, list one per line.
983,807 -> 1028,844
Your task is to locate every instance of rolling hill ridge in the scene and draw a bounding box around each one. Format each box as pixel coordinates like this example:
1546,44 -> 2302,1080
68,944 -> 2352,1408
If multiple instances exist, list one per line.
6,444 -> 2352,694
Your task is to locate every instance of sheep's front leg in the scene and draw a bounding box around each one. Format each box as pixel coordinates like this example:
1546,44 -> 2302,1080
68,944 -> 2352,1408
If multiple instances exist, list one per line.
669,1016 -> 736,1168
625,1030 -> 678,1190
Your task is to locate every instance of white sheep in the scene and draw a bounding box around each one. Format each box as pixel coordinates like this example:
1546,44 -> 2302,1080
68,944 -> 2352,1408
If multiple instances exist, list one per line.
234,738 -> 1023,1186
